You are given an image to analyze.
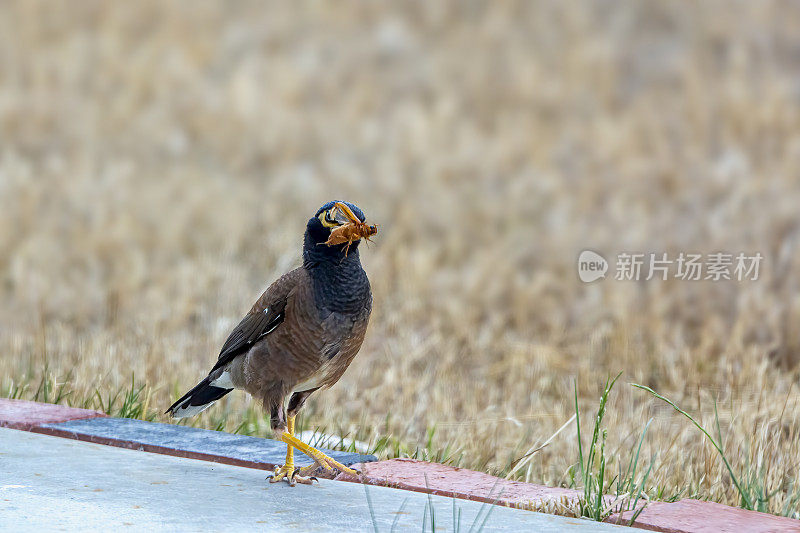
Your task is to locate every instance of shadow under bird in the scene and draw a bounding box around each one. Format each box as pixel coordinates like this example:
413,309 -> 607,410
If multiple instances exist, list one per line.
167,201 -> 377,485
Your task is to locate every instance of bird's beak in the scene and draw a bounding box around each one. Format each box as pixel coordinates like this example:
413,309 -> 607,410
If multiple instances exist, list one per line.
332,202 -> 361,225
323,203 -> 378,248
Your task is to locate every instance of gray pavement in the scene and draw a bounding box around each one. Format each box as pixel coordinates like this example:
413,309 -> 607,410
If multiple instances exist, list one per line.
0,428 -> 622,532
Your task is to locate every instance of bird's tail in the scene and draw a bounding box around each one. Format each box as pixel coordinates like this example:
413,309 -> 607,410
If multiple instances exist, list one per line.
166,375 -> 233,419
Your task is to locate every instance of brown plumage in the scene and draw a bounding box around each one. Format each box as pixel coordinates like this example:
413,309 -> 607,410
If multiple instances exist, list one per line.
223,267 -> 370,429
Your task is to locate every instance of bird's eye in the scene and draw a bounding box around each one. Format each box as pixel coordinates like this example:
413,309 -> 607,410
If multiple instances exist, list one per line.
318,208 -> 339,228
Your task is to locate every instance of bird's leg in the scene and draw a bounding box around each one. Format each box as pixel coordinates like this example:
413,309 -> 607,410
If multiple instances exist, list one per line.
283,415 -> 296,471
278,432 -> 360,477
268,415 -> 316,486
284,389 -> 332,478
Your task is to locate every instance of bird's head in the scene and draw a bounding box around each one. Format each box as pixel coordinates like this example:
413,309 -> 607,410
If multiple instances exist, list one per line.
304,201 -> 378,263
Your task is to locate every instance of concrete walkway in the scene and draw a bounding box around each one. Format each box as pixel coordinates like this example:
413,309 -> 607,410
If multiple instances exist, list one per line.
0,428 -> 622,532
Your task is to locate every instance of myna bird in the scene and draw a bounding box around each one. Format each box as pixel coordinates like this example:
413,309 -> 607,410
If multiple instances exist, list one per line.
167,201 -> 377,485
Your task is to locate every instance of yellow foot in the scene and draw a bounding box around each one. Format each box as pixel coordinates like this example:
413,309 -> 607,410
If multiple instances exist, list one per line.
280,433 -> 361,477
268,464 -> 317,486
294,458 -> 350,478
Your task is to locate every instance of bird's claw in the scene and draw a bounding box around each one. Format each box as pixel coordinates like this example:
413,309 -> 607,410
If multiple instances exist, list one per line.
268,464 -> 317,486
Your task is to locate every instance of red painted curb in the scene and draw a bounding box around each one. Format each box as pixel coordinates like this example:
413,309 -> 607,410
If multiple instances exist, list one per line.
335,458 -> 581,510
607,499 -> 800,532
0,398 -> 106,430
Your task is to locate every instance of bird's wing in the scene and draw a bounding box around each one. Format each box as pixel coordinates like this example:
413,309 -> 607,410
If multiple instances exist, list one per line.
210,268 -> 302,372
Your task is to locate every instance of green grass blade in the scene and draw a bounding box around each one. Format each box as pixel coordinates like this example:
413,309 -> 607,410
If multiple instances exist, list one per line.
389,497 -> 410,533
631,383 -> 753,509
362,482 -> 379,533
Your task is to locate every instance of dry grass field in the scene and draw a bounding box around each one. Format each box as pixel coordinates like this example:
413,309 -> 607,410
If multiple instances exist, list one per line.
2,1 -> 800,519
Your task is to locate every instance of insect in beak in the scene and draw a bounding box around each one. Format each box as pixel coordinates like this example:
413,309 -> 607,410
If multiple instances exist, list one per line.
323,203 -> 378,256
